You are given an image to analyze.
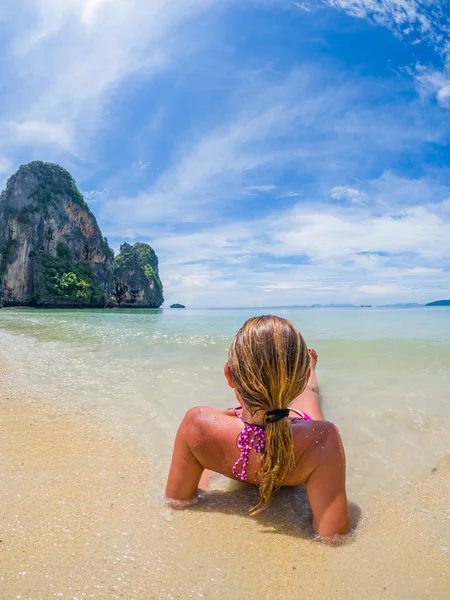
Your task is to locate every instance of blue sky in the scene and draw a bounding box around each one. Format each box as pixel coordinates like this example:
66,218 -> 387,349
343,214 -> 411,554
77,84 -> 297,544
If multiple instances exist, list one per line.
1,0 -> 450,306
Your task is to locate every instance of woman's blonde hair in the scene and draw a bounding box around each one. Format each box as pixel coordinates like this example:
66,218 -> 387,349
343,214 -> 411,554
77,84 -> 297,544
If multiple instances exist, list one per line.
228,315 -> 310,514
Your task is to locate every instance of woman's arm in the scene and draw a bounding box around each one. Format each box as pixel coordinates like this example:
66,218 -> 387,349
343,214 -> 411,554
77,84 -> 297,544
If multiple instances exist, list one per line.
165,408 -> 205,504
305,422 -> 351,542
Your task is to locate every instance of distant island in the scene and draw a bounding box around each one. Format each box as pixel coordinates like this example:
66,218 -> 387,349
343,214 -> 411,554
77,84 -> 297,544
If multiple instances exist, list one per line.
170,303 -> 185,308
0,161 -> 164,308
425,300 -> 450,306
382,303 -> 424,308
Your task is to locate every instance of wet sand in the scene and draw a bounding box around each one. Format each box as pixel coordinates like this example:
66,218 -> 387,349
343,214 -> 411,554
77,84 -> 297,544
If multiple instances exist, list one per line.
1,356 -> 449,600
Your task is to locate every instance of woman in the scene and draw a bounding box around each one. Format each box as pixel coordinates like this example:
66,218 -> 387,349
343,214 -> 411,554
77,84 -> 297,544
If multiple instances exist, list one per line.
166,315 -> 351,542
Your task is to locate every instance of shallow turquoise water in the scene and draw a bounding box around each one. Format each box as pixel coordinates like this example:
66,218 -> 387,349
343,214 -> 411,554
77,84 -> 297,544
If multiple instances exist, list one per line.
1,306 -> 449,502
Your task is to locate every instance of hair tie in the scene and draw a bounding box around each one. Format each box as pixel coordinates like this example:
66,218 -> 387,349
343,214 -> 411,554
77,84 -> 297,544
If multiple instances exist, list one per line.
265,408 -> 290,423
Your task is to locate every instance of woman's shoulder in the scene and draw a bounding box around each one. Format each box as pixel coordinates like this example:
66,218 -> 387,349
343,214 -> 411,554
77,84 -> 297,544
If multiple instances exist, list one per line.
179,406 -> 235,431
178,406 -> 238,447
182,405 -> 232,420
291,419 -> 342,450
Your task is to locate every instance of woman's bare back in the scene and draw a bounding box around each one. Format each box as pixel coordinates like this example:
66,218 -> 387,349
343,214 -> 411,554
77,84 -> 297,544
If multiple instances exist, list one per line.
166,345 -> 351,541
184,407 -> 329,484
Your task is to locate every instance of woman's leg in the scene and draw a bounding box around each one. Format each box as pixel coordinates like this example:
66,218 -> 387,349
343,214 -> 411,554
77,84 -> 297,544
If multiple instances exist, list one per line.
290,349 -> 324,420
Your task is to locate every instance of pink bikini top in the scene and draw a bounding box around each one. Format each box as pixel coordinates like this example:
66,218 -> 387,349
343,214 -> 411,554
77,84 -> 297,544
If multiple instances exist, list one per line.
231,406 -> 312,482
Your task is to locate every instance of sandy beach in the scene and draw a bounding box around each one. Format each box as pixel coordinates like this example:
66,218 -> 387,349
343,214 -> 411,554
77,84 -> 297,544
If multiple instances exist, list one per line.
1,346 -> 449,600
0,367 -> 153,598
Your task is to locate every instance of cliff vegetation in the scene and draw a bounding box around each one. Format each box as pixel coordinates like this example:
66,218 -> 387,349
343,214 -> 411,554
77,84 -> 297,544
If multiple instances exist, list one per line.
114,243 -> 164,307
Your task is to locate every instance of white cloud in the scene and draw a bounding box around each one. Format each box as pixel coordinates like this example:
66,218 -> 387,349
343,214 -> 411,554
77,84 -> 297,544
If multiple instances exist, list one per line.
277,191 -> 303,198
293,2 -> 312,12
168,274 -> 208,288
358,284 -> 408,295
81,189 -> 107,202
1,120 -> 73,152
323,1 -> 450,112
0,0 -> 216,156
100,64 -> 446,229
126,171 -> 450,306
100,80 -> 307,223
405,267 -> 444,275
0,156 -> 13,175
270,203 -> 450,261
415,58 -> 450,109
81,0 -> 116,24
245,185 -> 277,192
437,84 -> 450,106
329,185 -> 364,203
324,0 -> 449,48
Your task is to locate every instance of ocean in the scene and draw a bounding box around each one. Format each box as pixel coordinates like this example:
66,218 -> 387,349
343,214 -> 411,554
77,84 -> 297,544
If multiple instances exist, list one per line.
1,306 -> 449,599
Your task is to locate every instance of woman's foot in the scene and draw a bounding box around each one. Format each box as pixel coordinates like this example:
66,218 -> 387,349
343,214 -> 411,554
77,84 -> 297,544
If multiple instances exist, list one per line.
308,348 -> 318,370
307,348 -> 319,393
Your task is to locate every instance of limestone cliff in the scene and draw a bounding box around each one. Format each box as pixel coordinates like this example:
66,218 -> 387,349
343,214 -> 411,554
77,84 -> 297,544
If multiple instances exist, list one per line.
114,243 -> 164,308
0,161 -> 164,308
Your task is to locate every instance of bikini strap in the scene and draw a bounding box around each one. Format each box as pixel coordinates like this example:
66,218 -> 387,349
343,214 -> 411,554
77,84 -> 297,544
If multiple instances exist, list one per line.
231,406 -> 246,423
289,407 -> 312,421
230,408 -> 265,481
289,407 -> 307,419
